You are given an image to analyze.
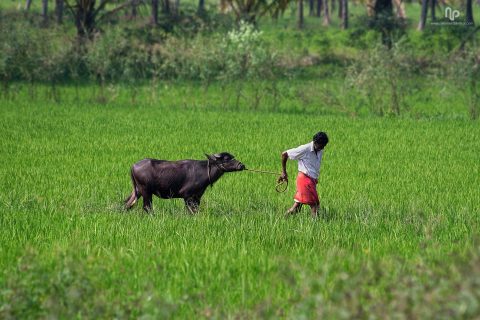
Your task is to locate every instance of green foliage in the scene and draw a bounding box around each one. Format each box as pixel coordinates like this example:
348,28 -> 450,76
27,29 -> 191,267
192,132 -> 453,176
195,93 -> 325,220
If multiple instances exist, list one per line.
346,40 -> 415,116
158,33 -> 225,82
0,249 -> 176,318
158,22 -> 280,82
0,4 -> 479,117
289,249 -> 480,318
447,49 -> 480,120
0,22 -> 41,86
82,28 -> 153,85
219,21 -> 282,108
221,21 -> 277,81
410,24 -> 475,54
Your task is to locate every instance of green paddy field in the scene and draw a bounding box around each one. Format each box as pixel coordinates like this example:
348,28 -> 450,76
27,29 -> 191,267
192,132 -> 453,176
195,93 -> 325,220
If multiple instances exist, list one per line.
1,92 -> 479,318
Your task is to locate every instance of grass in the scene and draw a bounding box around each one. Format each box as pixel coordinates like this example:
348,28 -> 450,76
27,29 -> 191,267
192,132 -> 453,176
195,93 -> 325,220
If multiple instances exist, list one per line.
0,0 -> 479,316
1,90 -> 479,318
2,77 -> 476,120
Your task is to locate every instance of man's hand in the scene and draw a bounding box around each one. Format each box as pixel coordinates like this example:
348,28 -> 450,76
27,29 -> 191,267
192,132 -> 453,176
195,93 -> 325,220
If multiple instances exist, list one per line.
278,172 -> 288,183
280,152 -> 289,183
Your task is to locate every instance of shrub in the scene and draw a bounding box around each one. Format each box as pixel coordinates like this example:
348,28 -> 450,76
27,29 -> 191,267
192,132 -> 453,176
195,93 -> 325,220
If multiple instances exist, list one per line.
346,40 -> 414,116
447,48 -> 480,120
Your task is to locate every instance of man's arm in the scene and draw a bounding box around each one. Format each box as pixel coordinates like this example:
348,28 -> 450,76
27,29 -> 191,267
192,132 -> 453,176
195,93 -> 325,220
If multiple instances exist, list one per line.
279,152 -> 289,182
281,143 -> 308,182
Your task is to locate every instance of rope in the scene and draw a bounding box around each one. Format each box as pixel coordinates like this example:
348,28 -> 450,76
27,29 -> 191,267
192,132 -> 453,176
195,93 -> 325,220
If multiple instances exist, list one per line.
244,168 -> 288,193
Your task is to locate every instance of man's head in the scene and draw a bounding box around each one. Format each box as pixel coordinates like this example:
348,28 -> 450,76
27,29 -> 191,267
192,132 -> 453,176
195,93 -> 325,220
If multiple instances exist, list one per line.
313,131 -> 329,152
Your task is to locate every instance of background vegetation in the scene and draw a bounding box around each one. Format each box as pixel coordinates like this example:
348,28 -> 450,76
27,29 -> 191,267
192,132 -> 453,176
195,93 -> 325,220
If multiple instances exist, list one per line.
0,0 -> 479,118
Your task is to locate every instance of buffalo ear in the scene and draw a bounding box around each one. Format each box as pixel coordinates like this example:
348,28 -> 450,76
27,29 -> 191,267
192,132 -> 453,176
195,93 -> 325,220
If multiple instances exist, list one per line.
205,153 -> 216,162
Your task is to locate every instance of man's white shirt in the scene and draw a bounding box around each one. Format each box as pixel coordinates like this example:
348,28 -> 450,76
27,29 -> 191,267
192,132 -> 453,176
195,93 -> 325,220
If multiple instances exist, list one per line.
285,141 -> 323,180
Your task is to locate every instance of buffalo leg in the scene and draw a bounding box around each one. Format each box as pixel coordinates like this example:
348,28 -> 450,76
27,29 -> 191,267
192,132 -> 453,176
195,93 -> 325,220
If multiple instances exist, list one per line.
185,197 -> 200,214
142,193 -> 153,212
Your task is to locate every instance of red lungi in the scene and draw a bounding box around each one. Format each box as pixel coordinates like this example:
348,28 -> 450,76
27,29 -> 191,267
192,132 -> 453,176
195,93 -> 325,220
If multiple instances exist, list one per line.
294,172 -> 319,205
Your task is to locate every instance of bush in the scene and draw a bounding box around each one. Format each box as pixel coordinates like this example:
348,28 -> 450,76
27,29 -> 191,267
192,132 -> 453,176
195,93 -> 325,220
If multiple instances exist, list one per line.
447,48 -> 480,120
346,40 -> 414,116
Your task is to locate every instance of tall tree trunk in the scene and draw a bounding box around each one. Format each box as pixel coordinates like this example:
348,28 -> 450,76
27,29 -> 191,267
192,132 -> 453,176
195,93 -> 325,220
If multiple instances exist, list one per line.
55,0 -> 64,24
393,0 -> 406,19
316,0 -> 322,17
298,0 -> 304,28
330,0 -> 335,11
374,0 -> 393,45
162,0 -> 170,14
131,0 -> 138,18
74,0 -> 96,38
152,0 -> 159,24
374,0 -> 393,17
338,0 -> 342,18
309,0 -> 315,16
341,0 -> 348,28
174,0 -> 180,16
198,0 -> 205,13
42,0 -> 48,23
466,0 -> 475,25
430,0 -> 435,21
418,0 -> 428,30
367,0 -> 374,16
25,0 -> 33,11
323,0 -> 330,25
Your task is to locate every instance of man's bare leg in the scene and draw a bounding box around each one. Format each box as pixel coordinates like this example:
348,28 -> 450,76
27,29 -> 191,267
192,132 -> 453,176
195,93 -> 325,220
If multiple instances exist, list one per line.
310,204 -> 319,218
286,202 -> 302,217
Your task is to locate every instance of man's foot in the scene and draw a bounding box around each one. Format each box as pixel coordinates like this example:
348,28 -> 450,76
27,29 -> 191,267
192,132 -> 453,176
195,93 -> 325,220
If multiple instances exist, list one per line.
310,204 -> 319,219
285,209 -> 295,217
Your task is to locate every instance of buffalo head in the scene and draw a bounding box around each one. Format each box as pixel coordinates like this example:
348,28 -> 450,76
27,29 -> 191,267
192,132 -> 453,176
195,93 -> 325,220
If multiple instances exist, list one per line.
205,152 -> 245,172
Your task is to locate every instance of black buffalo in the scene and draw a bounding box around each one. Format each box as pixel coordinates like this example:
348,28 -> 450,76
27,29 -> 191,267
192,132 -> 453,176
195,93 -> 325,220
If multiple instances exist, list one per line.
125,152 -> 245,213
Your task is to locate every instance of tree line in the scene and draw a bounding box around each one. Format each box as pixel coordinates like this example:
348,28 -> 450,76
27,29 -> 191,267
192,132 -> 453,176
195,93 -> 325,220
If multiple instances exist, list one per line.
19,0 -> 478,39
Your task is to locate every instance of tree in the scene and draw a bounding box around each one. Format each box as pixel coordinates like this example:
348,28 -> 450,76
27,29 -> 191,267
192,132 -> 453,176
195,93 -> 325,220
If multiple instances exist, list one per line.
152,0 -> 159,24
372,0 -> 395,45
130,0 -> 140,19
162,0 -> 170,14
374,0 -> 393,18
55,0 -> 65,24
65,0 -> 135,38
298,0 -> 304,28
341,0 -> 348,28
323,0 -> 330,25
466,0 -> 475,26
25,0 -> 33,11
393,0 -> 406,20
42,0 -> 48,23
430,0 -> 435,21
309,0 -> 314,16
173,0 -> 180,16
316,0 -> 322,17
418,0 -> 428,31
223,0 -> 292,24
198,0 -> 205,13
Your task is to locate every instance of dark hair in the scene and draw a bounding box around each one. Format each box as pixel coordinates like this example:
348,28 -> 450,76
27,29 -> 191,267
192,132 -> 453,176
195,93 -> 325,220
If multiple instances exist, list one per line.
313,131 -> 329,145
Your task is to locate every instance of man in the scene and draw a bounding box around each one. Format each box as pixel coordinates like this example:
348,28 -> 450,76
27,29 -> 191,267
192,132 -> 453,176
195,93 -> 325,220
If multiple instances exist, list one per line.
279,131 -> 329,218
